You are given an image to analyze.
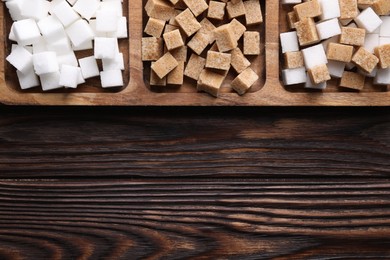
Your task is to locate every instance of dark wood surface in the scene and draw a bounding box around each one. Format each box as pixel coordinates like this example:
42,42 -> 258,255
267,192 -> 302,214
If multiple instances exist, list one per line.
0,106 -> 389,259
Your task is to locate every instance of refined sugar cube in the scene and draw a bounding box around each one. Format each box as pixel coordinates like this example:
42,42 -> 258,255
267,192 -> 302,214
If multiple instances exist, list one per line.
38,16 -> 67,42
13,19 -> 41,46
73,0 -> 101,20
66,19 -> 94,48
40,71 -> 62,91
327,60 -> 346,78
318,0 -> 340,21
282,67 -> 307,85
302,44 -> 328,69
33,52 -> 59,75
96,9 -> 118,33
59,64 -> 80,88
100,70 -> 124,88
280,31 -> 299,53
380,17 -> 390,37
79,56 -> 100,79
316,18 -> 341,41
57,51 -> 78,67
365,33 -> 380,53
374,68 -> 390,85
6,45 -> 33,74
51,0 -> 79,27
16,68 -> 40,90
21,0 -> 49,21
94,37 -> 119,59
355,7 -> 382,33
102,53 -> 125,71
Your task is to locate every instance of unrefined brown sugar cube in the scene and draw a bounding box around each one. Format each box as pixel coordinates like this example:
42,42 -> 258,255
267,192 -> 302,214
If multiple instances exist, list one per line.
226,0 -> 246,19
372,0 -> 390,15
244,0 -> 263,26
187,30 -> 210,55
150,62 -> 167,86
144,17 -> 166,38
358,0 -> 375,9
197,69 -> 226,97
293,0 -> 322,20
339,0 -> 358,20
339,27 -> 366,46
287,11 -> 298,29
199,18 -> 217,44
145,0 -> 176,21
340,71 -> 366,90
163,29 -> 184,51
214,24 -> 237,52
243,31 -> 260,55
308,64 -> 331,84
184,54 -> 206,80
175,8 -> 201,37
231,67 -> 258,95
151,52 -> 178,79
167,61 -> 184,85
164,24 -> 187,42
284,51 -> 304,69
183,0 -> 208,17
375,44 -> 390,69
326,43 -> 354,62
229,19 -> 246,41
352,47 -> 379,73
206,51 -> 231,71
231,47 -> 251,73
142,37 -> 163,61
295,18 -> 320,46
170,46 -> 187,62
208,1 -> 226,20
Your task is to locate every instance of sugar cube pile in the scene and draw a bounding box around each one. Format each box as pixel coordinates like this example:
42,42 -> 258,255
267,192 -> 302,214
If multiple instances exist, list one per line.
4,0 -> 128,91
281,0 -> 390,91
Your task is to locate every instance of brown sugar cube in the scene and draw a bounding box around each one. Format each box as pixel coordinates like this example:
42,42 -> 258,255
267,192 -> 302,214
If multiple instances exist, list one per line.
293,0 -> 322,20
231,47 -> 251,73
229,19 -> 246,41
284,51 -> 304,69
208,1 -> 226,20
339,0 -> 358,20
308,64 -> 331,84
164,24 -> 187,42
231,67 -> 259,95
372,0 -> 390,15
142,37 -> 163,61
168,10 -> 181,26
145,0 -> 176,21
243,31 -> 260,55
339,27 -> 366,46
200,18 -> 217,44
175,8 -> 202,37
214,24 -> 238,52
340,71 -> 366,90
244,0 -> 263,26
183,0 -> 208,17
226,0 -> 246,19
352,47 -> 379,73
206,51 -> 231,71
358,0 -> 375,9
150,62 -> 167,86
326,43 -> 354,63
295,18 -> 320,47
374,44 -> 390,69
144,17 -> 166,38
167,61 -> 184,85
184,54 -> 206,80
187,30 -> 210,55
287,11 -> 298,29
170,46 -> 187,62
197,69 -> 226,97
163,29 -> 184,51
151,52 -> 178,79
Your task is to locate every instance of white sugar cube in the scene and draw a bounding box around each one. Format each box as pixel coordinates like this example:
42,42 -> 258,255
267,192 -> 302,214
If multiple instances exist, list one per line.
72,40 -> 93,51
89,19 -> 107,37
16,68 -> 40,90
79,56 -> 100,79
32,37 -> 48,54
96,9 -> 118,33
66,19 -> 94,47
379,37 -> 390,45
13,19 -> 41,46
5,0 -> 25,21
94,37 -> 118,59
282,67 -> 307,85
38,15 -> 67,42
355,8 -> 382,33
51,0 -> 79,27
99,0 -> 123,17
59,64 -> 80,88
6,45 -> 33,74
316,18 -> 341,40
364,34 -> 379,53
40,71 -> 62,91
102,52 -> 124,71
9,24 -> 17,42
374,68 -> 390,85
46,37 -> 73,54
318,0 -> 340,21
302,44 -> 328,69
73,0 -> 101,20
327,60 -> 345,78
77,67 -> 86,84
21,0 -> 49,21
100,70 -> 123,88
380,17 -> 390,37
280,31 -> 299,53
33,51 -> 59,75
57,51 -> 78,67
305,73 -> 327,90
281,0 -> 302,4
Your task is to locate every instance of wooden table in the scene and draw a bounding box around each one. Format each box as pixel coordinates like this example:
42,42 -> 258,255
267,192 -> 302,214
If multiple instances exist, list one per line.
0,106 -> 389,259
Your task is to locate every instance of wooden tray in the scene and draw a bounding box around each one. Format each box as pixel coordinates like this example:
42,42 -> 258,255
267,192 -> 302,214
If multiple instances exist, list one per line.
0,0 -> 389,106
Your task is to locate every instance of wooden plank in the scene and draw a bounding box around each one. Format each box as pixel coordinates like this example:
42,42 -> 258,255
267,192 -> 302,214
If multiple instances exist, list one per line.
0,0 -> 389,106
0,179 -> 389,259
0,107 -> 388,178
